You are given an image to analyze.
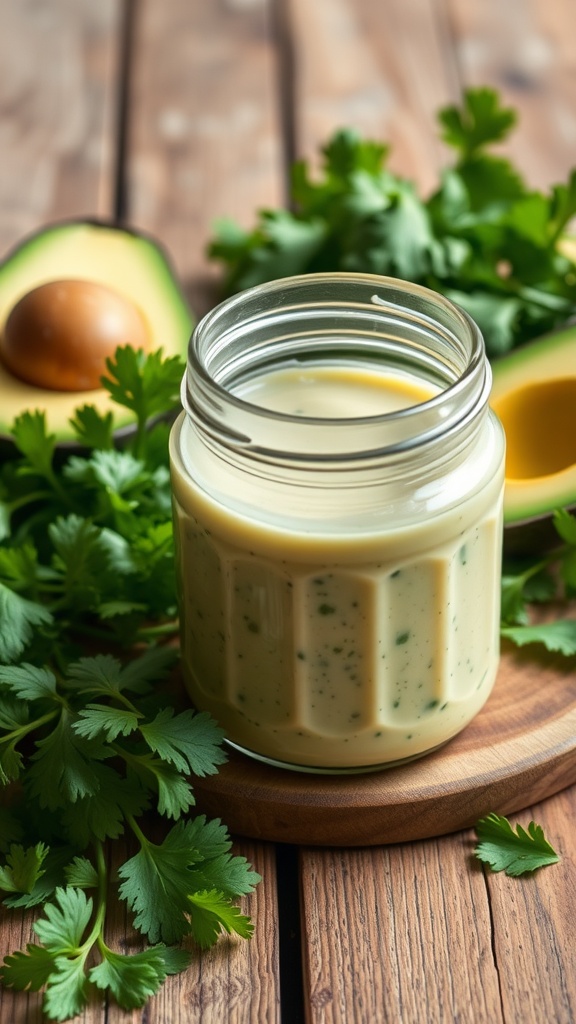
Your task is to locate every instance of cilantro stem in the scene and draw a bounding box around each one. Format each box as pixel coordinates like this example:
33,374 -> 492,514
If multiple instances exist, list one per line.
519,555 -> 551,584
42,467 -> 79,510
136,621 -> 179,642
130,414 -> 148,463
0,709 -> 59,746
126,814 -> 151,851
5,489 -> 56,513
72,843 -> 108,960
95,841 -> 108,921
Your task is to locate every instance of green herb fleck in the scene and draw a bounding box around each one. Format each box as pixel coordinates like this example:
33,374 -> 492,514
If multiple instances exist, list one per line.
318,604 -> 336,616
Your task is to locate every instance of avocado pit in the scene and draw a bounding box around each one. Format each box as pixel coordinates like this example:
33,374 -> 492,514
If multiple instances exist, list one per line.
0,278 -> 151,392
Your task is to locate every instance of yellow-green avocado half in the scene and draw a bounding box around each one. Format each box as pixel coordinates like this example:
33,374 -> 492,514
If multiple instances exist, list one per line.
0,219 -> 193,446
490,321 -> 576,543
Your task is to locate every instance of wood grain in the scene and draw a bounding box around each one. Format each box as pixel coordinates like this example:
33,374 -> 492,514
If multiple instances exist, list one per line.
286,0 -> 456,194
299,787 -> 576,1023
447,0 -> 576,189
126,0 -> 284,318
486,787 -> 576,1023
192,639 -> 576,846
0,0 -> 120,257
300,833 -> 504,1023
0,839 -> 279,1024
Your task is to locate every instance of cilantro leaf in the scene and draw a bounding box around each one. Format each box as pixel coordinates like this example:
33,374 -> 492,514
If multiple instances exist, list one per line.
64,856 -> 99,889
28,710 -> 111,810
118,823 -> 203,943
548,169 -> 576,242
474,813 -> 560,875
100,346 -> 183,453
1,847 -> 77,910
10,411 -> 57,478
48,514 -> 114,611
118,817 -> 257,944
438,87 -> 517,157
139,707 -> 226,776
153,765 -> 196,819
68,404 -> 114,450
74,704 -> 141,742
501,619 -> 576,655
552,507 -> 576,545
58,765 -> 148,845
90,944 -> 191,1010
42,954 -> 91,1022
0,662 -> 57,700
64,647 -> 177,698
187,889 -> 254,948
33,886 -> 93,951
0,843 -> 49,894
0,943 -> 55,992
0,584 -> 53,662
447,290 -> 522,356
126,753 -> 197,819
500,559 -> 556,626
0,738 -> 24,785
10,889 -> 95,1019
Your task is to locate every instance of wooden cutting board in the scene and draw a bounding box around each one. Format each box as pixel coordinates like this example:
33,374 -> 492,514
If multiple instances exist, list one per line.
192,639 -> 576,846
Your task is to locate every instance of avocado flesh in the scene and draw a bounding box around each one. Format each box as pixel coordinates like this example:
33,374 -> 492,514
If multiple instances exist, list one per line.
490,323 -> 576,534
0,220 -> 193,442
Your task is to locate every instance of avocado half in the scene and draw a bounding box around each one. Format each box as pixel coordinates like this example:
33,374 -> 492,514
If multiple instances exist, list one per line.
490,322 -> 576,549
0,219 -> 193,446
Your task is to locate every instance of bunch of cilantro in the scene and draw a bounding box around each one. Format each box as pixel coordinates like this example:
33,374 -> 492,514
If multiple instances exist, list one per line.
0,347 -> 260,1021
500,508 -> 576,652
209,87 -> 576,357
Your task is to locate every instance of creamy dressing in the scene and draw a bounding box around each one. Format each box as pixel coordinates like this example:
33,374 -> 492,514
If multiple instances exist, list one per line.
170,364 -> 504,770
238,365 -> 435,417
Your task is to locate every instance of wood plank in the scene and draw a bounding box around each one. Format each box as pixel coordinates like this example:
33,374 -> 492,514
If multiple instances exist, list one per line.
446,0 -> 576,188
126,0 -> 284,318
486,788 -> 576,1023
0,839 -> 279,1023
299,787 -> 576,1023
283,0 -> 576,196
0,0 -> 121,258
286,0 -> 459,194
300,832 -> 504,1023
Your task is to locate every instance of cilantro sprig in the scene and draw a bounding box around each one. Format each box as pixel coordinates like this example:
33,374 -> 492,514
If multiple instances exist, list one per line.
0,651 -> 255,1011
474,813 -> 560,876
500,508 -> 576,653
0,347 -> 184,661
0,348 -> 260,1021
209,86 -> 576,356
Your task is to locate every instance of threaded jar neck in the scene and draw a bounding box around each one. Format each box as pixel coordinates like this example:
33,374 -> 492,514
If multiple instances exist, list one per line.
182,274 -> 490,468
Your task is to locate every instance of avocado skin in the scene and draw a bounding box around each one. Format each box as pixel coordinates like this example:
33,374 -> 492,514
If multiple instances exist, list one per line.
0,218 -> 193,451
490,322 -> 576,551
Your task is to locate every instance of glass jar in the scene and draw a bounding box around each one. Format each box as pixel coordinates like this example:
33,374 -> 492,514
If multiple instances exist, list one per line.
169,273 -> 505,773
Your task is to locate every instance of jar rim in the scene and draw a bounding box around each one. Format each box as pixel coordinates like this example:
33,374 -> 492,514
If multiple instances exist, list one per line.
183,272 -> 491,461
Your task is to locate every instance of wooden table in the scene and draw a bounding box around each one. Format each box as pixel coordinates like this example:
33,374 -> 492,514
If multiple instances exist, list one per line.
1,2 -> 575,1021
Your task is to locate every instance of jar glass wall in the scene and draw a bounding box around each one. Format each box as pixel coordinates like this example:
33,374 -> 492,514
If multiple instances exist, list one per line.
169,273 -> 505,773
